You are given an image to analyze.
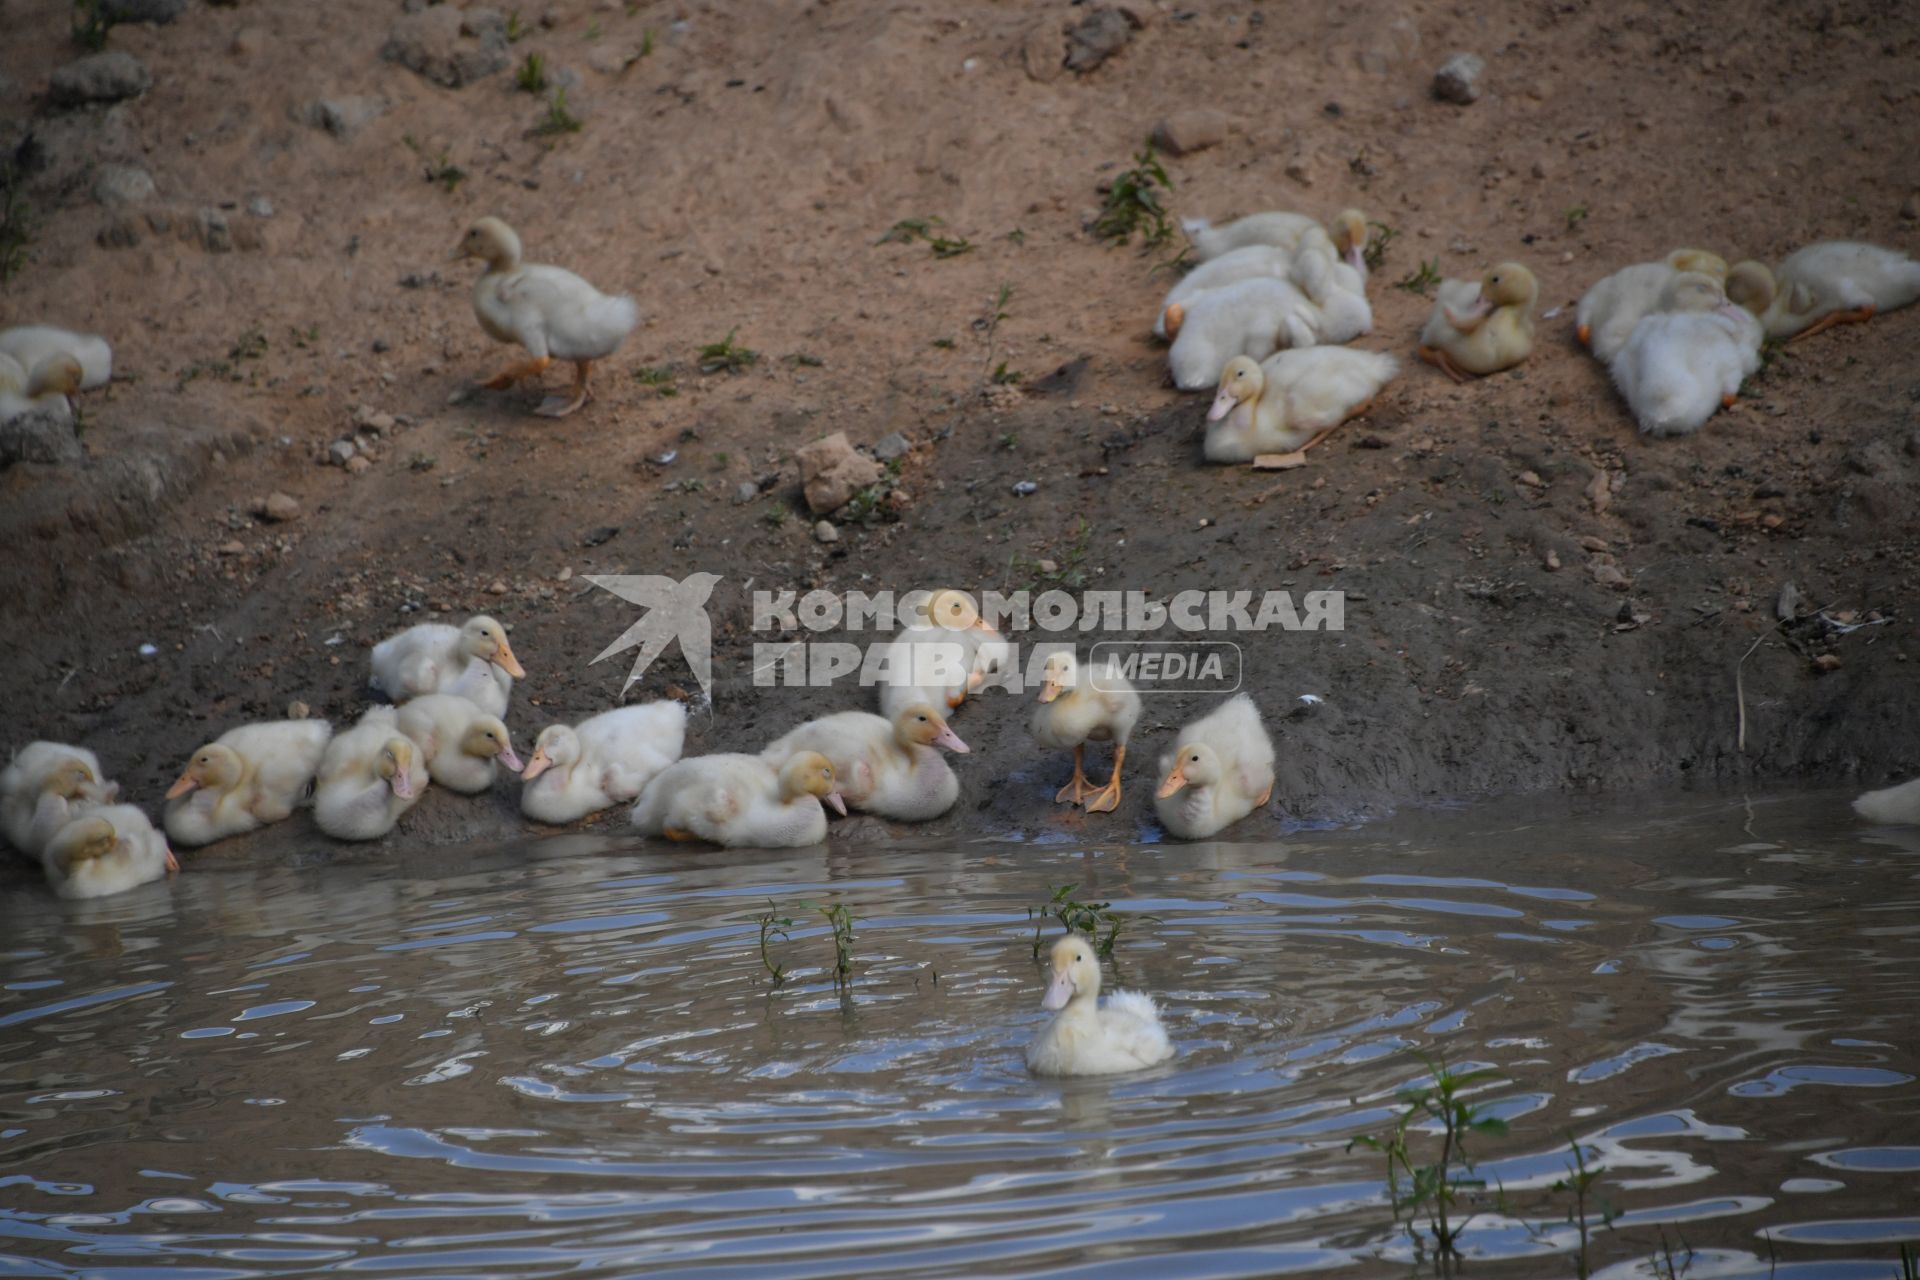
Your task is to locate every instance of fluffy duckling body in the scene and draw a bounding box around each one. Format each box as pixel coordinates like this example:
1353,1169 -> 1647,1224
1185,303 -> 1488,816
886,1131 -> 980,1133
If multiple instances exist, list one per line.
1154,694 -> 1276,839
1287,232 -> 1372,342
0,325 -> 113,391
1166,277 -> 1320,391
1577,249 -> 1729,363
1611,272 -> 1762,437
1205,349 -> 1396,461
1184,209 -> 1368,268
163,719 -> 334,848
1030,650 -> 1142,814
1745,241 -> 1920,341
396,695 -> 521,794
874,590 -> 1009,717
1855,777 -> 1920,825
520,701 -> 686,824
762,705 -> 968,822
42,804 -> 176,900
313,708 -> 427,841
1418,263 -> 1538,381
456,217 -> 639,417
630,751 -> 844,848
0,354 -> 83,425
1026,935 -> 1175,1077
2,742 -> 116,859
1155,245 -> 1293,339
370,615 -> 524,718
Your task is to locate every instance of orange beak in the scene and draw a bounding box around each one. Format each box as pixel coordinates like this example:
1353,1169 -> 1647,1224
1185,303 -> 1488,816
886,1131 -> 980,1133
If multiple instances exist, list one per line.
1576,323 -> 1592,347
165,769 -> 200,800
521,747 -> 552,781
495,641 -> 526,680
1157,766 -> 1188,799
1037,679 -> 1062,704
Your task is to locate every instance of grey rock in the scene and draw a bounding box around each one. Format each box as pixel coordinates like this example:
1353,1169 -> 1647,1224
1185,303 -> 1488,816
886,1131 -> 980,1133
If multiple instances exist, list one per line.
381,5 -> 511,88
733,480 -> 760,504
92,163 -> 155,208
328,439 -> 357,467
0,409 -> 83,467
1151,108 -> 1230,157
1433,52 -> 1485,104
302,95 -> 388,140
100,0 -> 188,23
50,52 -> 152,107
813,520 -> 840,544
1065,7 -> 1137,73
873,431 -> 911,462
248,196 -> 274,218
196,208 -> 232,253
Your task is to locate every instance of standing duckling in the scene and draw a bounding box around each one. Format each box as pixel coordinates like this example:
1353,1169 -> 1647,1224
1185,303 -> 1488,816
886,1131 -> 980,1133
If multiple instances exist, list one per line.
1030,650 -> 1141,814
1610,270 -> 1763,437
42,805 -> 177,900
1204,350 -> 1397,463
1154,694 -> 1276,839
164,718 -> 335,847
396,695 -> 521,794
455,216 -> 639,417
2,742 -> 116,859
630,751 -> 845,848
370,614 -> 524,718
1418,262 -> 1538,382
1740,241 -> 1920,342
1026,934 -> 1175,1077
520,700 -> 686,824
1576,248 -> 1730,363
313,708 -> 427,841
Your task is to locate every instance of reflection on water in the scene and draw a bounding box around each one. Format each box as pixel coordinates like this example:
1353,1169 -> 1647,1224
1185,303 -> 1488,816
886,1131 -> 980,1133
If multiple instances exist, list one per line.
3,794 -> 1918,1277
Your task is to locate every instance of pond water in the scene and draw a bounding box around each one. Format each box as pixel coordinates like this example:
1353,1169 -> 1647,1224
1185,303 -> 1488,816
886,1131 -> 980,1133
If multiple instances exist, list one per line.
3,792 -> 1917,1279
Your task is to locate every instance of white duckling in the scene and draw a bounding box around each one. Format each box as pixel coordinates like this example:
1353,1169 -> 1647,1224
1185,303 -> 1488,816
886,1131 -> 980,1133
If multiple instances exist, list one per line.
875,589 -> 1009,717
455,216 -> 639,417
395,695 -> 521,794
0,324 -> 113,391
520,700 -> 686,824
2,741 -> 116,859
1155,245 -> 1294,340
313,707 -> 427,841
1610,270 -> 1763,437
0,354 -> 83,425
1204,349 -> 1397,463
370,614 -> 524,718
1154,694 -> 1276,839
1026,934 -> 1175,1077
1855,777 -> 1920,825
41,804 -> 177,900
1287,230 -> 1373,343
630,751 -> 844,848
163,718 -> 335,848
1576,248 -> 1730,363
1030,649 -> 1141,814
1166,276 -> 1321,391
1740,240 -> 1920,342
762,704 -> 969,822
1184,208 -> 1368,267
1418,262 -> 1538,382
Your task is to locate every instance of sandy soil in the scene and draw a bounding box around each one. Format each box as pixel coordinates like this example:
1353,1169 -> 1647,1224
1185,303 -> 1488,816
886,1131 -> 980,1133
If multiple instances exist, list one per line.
2,0 -> 1918,870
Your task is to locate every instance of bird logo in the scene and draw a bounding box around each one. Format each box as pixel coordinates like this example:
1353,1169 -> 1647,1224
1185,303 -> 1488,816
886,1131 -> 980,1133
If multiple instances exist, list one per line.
585,573 -> 722,700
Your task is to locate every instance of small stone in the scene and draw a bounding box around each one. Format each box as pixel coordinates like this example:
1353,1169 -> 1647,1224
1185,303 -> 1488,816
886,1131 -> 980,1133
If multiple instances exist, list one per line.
1432,52 -> 1485,105
50,51 -> 153,107
230,27 -> 264,56
813,520 -> 840,544
1065,6 -> 1136,73
303,95 -> 388,140
248,196 -> 274,218
1037,558 -> 1059,574
196,208 -> 233,253
328,439 -> 357,466
586,44 -> 634,75
1012,480 -> 1038,496
345,455 -> 372,475
556,566 -> 573,582
1020,18 -> 1066,83
217,540 -> 246,556
1761,512 -> 1785,530
1579,535 -> 1609,552
1517,469 -> 1544,488
734,480 -> 760,504
1591,563 -> 1631,591
488,579 -> 508,595
1151,108 -> 1231,157
1543,549 -> 1561,571
873,431 -> 911,462
796,430 -> 884,515
1812,653 -> 1842,673
1531,159 -> 1549,179
262,492 -> 301,522
287,701 -> 311,720
0,408 -> 83,466
91,163 -> 155,208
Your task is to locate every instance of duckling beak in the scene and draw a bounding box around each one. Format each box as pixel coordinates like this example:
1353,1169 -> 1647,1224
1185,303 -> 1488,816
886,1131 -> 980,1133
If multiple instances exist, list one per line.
932,724 -> 970,754
1037,678 -> 1063,704
521,747 -> 552,781
969,617 -> 994,632
1157,765 -> 1189,798
1346,245 -> 1367,275
1206,386 -> 1238,422
1041,965 -> 1074,1012
494,642 -> 527,679
824,789 -> 847,816
498,741 -> 524,772
965,671 -> 986,692
165,768 -> 200,800
391,769 -> 415,800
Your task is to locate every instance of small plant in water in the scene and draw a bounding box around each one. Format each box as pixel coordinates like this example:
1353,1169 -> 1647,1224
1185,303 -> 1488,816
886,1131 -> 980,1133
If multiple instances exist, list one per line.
698,328 -> 757,374
1028,883 -> 1150,959
1349,1055 -> 1509,1263
1550,1137 -> 1614,1279
1395,258 -> 1442,294
1364,221 -> 1399,273
875,216 -> 973,259
1899,1242 -> 1920,1280
804,901 -> 857,988
756,901 -> 793,987
1093,143 -> 1174,247
1647,1229 -> 1694,1279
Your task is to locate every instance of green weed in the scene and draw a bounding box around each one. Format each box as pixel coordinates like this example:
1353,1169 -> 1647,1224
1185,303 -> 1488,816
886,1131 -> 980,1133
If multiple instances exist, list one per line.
876,216 -> 973,259
1093,144 -> 1173,247
515,51 -> 549,93
1394,258 -> 1442,294
634,365 -> 678,396
697,328 -> 756,374
757,901 -> 793,986
1565,203 -> 1590,232
535,88 -> 583,136
1349,1055 -> 1509,1262
1028,882 -> 1151,959
1364,221 -> 1399,273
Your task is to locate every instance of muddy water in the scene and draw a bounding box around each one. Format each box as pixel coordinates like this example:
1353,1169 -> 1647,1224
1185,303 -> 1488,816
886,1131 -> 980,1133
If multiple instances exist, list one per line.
2,793 -> 1917,1278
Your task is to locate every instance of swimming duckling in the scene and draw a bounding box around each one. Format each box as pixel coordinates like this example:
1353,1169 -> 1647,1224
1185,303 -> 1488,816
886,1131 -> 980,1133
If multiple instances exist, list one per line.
2,742 -> 116,859
1026,934 -> 1175,1077
1154,694 -> 1276,839
630,751 -> 844,848
520,701 -> 687,824
1418,262 -> 1538,382
313,707 -> 427,841
1855,776 -> 1920,825
370,614 -> 524,718
762,703 -> 968,822
1030,649 -> 1141,814
41,804 -> 177,900
1204,349 -> 1397,462
396,695 -> 520,794
164,718 -> 335,847
455,216 -> 640,417
1610,271 -> 1762,437
1739,241 -> 1920,342
1577,248 -> 1730,363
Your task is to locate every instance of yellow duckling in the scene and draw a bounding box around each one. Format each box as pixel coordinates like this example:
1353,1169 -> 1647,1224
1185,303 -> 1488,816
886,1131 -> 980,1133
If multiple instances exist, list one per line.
1417,262 -> 1538,382
1576,248 -> 1729,362
1154,694 -> 1276,839
164,718 -> 335,847
1735,241 -> 1920,342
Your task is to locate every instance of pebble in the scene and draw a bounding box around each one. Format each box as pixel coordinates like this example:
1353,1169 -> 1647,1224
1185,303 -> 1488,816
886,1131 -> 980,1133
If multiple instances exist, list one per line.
217,540 -> 246,556
248,196 -> 274,218
1543,549 -> 1561,571
556,566 -> 573,582
345,455 -> 372,475
257,492 -> 301,522
1012,480 -> 1038,496
1812,653 -> 1842,673
1432,52 -> 1485,105
327,439 -> 356,466
50,51 -> 152,106
1152,108 -> 1230,157
873,431 -> 911,462
813,520 -> 840,544
734,480 -> 760,503
91,164 -> 155,208
488,579 -> 508,594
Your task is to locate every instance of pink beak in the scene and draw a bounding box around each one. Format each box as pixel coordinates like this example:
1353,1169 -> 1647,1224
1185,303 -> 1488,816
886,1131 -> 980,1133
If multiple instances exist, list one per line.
498,743 -> 524,772
1206,388 -> 1237,422
932,725 -> 970,754
1347,245 -> 1367,275
391,773 -> 415,800
1041,967 -> 1074,1012
824,790 -> 847,816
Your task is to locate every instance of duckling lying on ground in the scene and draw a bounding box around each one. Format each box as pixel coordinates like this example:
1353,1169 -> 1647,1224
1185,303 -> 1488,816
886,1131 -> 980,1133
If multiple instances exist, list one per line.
1418,262 -> 1538,382
0,325 -> 112,391
164,718 -> 335,847
1737,241 -> 1920,342
762,704 -> 968,822
42,805 -> 177,900
313,708 -> 427,841
1204,350 -> 1397,463
1610,269 -> 1764,437
370,615 -> 524,718
521,701 -> 686,824
1,742 -> 117,860
1183,209 -> 1367,267
630,752 -> 844,848
1577,248 -> 1729,363
396,695 -> 520,794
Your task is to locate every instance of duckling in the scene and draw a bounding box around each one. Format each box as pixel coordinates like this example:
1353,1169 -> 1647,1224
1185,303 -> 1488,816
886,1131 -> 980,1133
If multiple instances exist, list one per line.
762,703 -> 969,822
1418,262 -> 1538,382
163,718 -> 335,848
0,324 -> 113,391
1026,934 -> 1175,1077
1166,277 -> 1321,391
1155,245 -> 1293,340
1030,649 -> 1141,814
1576,249 -> 1729,362
1184,208 -> 1368,266
313,707 -> 427,841
1204,349 -> 1397,463
520,700 -> 686,824
630,751 -> 844,848
1154,694 -> 1276,839
1610,271 -> 1762,437
41,804 -> 177,900
1287,230 -> 1372,342
2,741 -> 116,858
0,354 -> 83,425
454,216 -> 639,417
875,589 -> 1009,717
370,614 -> 524,718
395,695 -> 520,794
1741,240 -> 1920,342
1855,776 -> 1920,825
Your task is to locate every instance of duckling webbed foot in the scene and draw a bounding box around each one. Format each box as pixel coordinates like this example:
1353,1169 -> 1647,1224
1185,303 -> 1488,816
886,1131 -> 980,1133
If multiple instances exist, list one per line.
1254,780 -> 1273,808
484,354 -> 553,390
1082,745 -> 1128,814
1418,345 -> 1470,384
1788,305 -> 1875,344
662,826 -> 698,842
534,360 -> 595,417
1054,745 -> 1095,806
